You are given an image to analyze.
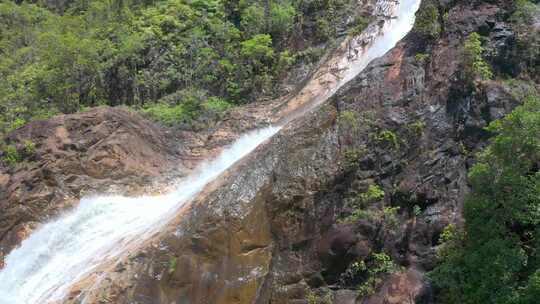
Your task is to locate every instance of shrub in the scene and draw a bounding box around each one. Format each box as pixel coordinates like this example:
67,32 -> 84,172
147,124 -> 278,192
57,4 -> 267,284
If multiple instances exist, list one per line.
23,140 -> 36,157
463,32 -> 493,80
510,0 -> 539,25
315,18 -> 331,42
240,4 -> 266,37
376,130 -> 399,149
168,256 -> 177,275
203,97 -> 232,113
359,184 -> 385,205
414,2 -> 441,39
348,15 -> 370,36
270,2 -> 296,39
339,110 -> 359,130
341,252 -> 399,297
306,290 -> 332,304
3,145 -> 21,165
343,148 -> 362,170
142,103 -> 191,125
241,34 -> 274,63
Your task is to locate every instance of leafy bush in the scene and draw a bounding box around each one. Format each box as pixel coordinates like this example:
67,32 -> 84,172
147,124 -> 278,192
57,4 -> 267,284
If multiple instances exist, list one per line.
168,256 -> 177,275
3,145 -> 21,165
510,0 -> 539,24
463,32 -> 493,81
23,140 -> 36,157
414,2 -> 441,39
348,15 -> 370,36
359,184 -> 385,205
376,130 -> 399,149
510,0 -> 540,77
343,148 -> 362,171
270,2 -> 296,39
339,110 -> 359,131
341,252 -> 399,296
142,103 -> 192,125
241,34 -> 275,63
240,4 -> 266,37
203,97 -> 232,113
357,252 -> 399,297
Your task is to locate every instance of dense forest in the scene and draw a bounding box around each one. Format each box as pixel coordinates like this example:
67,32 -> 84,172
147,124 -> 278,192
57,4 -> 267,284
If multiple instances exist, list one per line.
0,0 -> 369,139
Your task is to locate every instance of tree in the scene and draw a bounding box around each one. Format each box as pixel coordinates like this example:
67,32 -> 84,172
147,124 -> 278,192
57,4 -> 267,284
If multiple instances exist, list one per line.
430,95 -> 540,304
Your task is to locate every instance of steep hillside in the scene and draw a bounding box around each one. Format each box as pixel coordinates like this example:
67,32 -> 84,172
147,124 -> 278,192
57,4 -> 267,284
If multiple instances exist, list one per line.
43,0 -> 538,303
0,0 -> 538,303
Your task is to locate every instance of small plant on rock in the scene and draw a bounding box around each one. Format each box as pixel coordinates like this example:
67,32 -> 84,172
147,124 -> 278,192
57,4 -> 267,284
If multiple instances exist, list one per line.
359,184 -> 385,205
357,252 -> 400,297
414,2 -> 441,39
463,32 -> 493,81
415,53 -> 429,65
376,130 -> 399,149
3,145 -> 21,165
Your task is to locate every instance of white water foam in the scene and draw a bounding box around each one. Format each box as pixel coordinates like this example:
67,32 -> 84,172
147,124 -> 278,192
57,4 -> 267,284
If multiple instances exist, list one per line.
333,0 -> 421,92
0,126 -> 280,304
0,0 -> 421,302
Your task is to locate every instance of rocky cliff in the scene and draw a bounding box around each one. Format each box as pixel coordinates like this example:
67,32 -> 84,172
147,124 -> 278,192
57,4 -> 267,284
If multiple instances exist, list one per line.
0,0 -> 538,303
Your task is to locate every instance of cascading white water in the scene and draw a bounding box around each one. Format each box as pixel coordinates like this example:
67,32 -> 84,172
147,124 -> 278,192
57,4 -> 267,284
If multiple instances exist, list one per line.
0,126 -> 280,304
333,0 -> 422,92
0,0 -> 421,302
276,0 -> 421,122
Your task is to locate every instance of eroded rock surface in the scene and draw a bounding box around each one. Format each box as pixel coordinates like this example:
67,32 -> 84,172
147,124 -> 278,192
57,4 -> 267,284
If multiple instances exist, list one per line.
64,1 -> 539,303
1,0 -> 538,303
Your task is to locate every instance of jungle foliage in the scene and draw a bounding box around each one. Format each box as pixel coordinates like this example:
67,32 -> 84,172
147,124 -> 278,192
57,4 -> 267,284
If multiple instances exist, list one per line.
0,0 -> 359,138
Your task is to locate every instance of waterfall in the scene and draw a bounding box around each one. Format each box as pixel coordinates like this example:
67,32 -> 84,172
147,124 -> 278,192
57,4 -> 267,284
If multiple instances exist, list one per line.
0,0 -> 421,302
0,127 -> 280,304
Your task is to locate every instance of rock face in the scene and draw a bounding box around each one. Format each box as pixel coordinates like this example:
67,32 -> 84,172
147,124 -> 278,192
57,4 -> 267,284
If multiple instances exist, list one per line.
0,108 -> 183,266
1,0 -> 538,303
60,1 -> 538,303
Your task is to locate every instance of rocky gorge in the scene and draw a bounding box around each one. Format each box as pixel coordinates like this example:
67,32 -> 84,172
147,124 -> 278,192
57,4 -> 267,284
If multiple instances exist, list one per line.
0,0 -> 539,303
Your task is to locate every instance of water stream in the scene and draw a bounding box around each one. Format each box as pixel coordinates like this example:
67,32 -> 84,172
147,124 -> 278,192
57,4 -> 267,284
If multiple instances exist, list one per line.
0,0 -> 421,302
0,127 -> 280,304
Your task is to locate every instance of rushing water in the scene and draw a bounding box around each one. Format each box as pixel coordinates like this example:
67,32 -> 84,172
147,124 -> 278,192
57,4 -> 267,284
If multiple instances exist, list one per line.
0,127 -> 280,304
0,0 -> 421,302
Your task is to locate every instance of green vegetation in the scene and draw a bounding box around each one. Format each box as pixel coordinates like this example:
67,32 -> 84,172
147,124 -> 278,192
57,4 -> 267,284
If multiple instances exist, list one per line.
358,252 -> 399,296
348,15 -> 371,36
0,0 -> 362,142
3,145 -> 21,165
376,130 -> 399,149
407,120 -> 425,138
430,94 -> 540,304
414,1 -> 441,39
463,32 -> 493,81
359,184 -> 385,205
510,0 -> 539,25
415,53 -> 429,65
306,290 -> 332,304
510,0 -> 540,77
341,252 -> 399,296
168,256 -> 178,275
339,110 -> 359,131
341,184 -> 399,227
343,148 -> 363,171
2,140 -> 36,165
342,205 -> 396,231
